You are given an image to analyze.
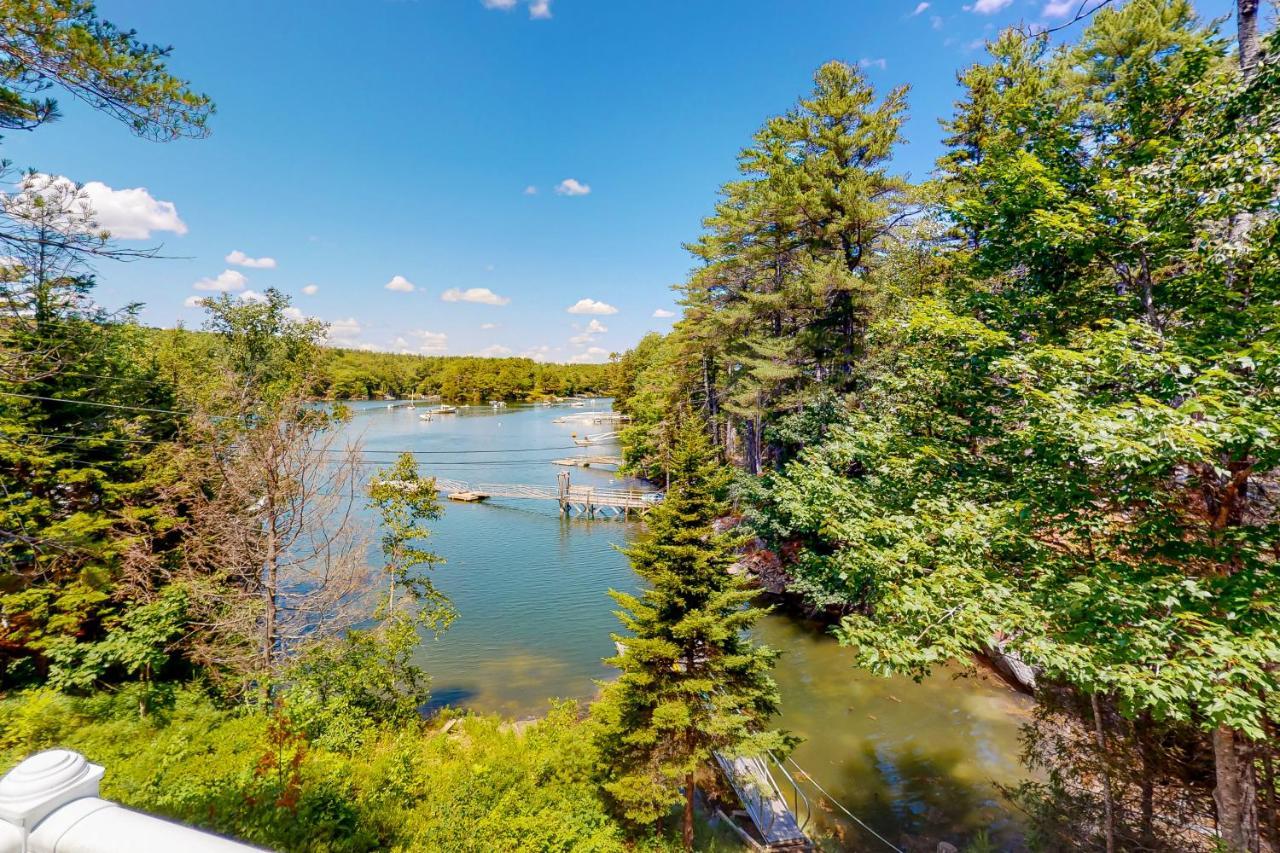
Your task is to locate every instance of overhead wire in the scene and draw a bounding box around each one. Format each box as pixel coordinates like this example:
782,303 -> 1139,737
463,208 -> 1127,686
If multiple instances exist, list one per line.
778,754 -> 904,853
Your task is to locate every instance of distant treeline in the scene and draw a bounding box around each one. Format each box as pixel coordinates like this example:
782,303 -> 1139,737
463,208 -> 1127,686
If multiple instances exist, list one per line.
309,348 -> 613,402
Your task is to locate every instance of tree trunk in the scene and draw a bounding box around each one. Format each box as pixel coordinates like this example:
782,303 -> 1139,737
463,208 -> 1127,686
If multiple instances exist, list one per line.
1139,713 -> 1157,850
1215,725 -> 1261,852
1092,693 -> 1116,853
683,771 -> 695,851
1237,0 -> 1260,81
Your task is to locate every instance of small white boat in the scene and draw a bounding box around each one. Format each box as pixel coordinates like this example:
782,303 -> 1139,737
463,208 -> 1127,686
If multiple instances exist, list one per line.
437,405 -> 458,414
419,413 -> 433,421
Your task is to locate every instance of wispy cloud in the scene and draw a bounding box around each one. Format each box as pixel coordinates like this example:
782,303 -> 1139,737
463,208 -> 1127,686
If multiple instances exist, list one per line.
225,249 -> 276,269
555,178 -> 591,196
523,185 -> 538,195
911,2 -> 930,15
567,298 -> 617,315
570,318 -> 609,345
964,0 -> 1012,13
482,0 -> 551,19
441,286 -> 510,306
1042,0 -> 1077,17
384,275 -> 415,293
326,317 -> 364,346
859,57 -> 887,70
411,329 -> 448,354
301,284 -> 318,296
473,344 -> 514,357
568,346 -> 610,364
652,308 -> 676,318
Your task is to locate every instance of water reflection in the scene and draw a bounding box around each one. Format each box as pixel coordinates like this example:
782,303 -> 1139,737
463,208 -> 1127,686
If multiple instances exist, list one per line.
758,614 -> 1034,850
338,401 -> 1035,849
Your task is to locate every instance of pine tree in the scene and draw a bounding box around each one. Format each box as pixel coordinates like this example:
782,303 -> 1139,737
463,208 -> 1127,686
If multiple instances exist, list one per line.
592,416 -> 786,849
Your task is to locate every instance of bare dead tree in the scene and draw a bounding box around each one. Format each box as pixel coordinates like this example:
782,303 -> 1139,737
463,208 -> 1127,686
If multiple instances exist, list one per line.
168,411 -> 376,694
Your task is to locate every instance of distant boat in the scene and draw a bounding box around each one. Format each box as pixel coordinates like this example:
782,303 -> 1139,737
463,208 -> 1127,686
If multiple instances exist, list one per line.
437,405 -> 458,414
419,413 -> 433,421
490,400 -> 507,408
570,401 -> 585,408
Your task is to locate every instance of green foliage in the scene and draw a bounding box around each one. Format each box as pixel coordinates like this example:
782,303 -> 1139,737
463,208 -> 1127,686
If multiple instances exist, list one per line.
311,348 -> 611,404
753,3 -> 1280,743
592,417 -> 787,838
0,687 -> 697,852
281,620 -> 431,751
0,0 -> 213,141
368,452 -> 451,630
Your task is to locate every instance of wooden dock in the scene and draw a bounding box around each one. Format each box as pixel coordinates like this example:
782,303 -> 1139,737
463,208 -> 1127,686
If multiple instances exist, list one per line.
551,455 -> 622,469
432,473 -> 658,517
714,753 -> 812,851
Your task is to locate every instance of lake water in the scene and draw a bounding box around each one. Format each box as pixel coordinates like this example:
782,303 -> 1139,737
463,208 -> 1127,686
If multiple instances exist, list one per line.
341,400 -> 1034,850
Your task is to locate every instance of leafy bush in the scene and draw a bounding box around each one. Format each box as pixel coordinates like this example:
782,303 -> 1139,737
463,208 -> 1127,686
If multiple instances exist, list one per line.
0,688 -> 702,852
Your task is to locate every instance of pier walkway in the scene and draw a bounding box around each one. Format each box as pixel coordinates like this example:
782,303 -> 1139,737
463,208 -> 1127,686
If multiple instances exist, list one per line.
435,472 -> 658,517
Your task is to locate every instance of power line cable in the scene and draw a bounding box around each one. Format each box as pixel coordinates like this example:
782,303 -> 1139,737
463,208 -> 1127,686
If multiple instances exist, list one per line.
779,754 -> 904,853
8,430 -> 593,457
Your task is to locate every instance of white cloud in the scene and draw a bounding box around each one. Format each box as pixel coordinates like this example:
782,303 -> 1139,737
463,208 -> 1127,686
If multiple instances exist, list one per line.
859,57 -> 887,70
183,295 -> 205,308
480,322 -> 498,330
481,0 -> 548,17
555,178 -> 591,196
384,275 -> 416,293
572,318 -> 609,344
326,317 -> 363,346
931,14 -> 944,29
567,298 -> 617,315
282,306 -> 306,321
411,329 -> 449,354
568,346 -> 609,364
193,269 -> 248,292
523,185 -> 538,195
81,179 -> 186,239
473,344 -> 514,358
1042,0 -> 1075,16
652,308 -> 676,318
225,249 -> 276,269
521,345 -> 553,362
9,174 -> 186,240
441,286 -> 510,306
238,289 -> 268,304
911,1 -> 930,14
301,284 -> 318,296
965,0 -> 1012,12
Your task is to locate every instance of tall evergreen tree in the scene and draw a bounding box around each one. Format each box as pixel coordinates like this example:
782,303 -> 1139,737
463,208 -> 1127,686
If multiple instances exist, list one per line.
592,416 -> 787,850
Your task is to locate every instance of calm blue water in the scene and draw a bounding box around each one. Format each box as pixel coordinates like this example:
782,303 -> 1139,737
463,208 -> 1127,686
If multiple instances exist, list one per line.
339,400 -> 1034,850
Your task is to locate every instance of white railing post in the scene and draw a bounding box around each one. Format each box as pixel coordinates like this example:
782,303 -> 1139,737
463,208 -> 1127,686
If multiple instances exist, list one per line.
0,749 -> 263,853
0,750 -> 103,852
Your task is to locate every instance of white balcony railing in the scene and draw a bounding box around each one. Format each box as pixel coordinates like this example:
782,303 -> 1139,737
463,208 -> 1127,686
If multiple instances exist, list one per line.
0,750 -> 261,853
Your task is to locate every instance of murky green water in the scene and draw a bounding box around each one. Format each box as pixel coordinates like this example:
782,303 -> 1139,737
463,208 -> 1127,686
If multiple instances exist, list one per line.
340,400 -> 1034,850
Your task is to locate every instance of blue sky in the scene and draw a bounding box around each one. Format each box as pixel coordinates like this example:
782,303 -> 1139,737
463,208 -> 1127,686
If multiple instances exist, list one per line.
4,0 -> 1242,363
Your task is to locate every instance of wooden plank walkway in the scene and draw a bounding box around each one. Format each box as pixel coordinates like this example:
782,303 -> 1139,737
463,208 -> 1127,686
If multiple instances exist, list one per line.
431,475 -> 659,517
551,455 -> 622,468
714,753 -> 812,851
